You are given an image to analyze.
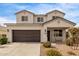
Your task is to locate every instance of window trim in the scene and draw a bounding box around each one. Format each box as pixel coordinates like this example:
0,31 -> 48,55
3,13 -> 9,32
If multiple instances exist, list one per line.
21,16 -> 28,21
37,17 -> 43,22
37,17 -> 41,22
52,16 -> 59,19
54,30 -> 62,37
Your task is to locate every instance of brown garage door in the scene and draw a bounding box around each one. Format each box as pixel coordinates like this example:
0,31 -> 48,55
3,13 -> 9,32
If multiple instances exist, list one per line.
12,30 -> 40,42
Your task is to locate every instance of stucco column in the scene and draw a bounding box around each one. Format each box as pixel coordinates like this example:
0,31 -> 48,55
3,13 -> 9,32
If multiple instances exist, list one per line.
50,29 -> 55,42
62,29 -> 66,42
7,29 -> 12,42
41,27 -> 47,42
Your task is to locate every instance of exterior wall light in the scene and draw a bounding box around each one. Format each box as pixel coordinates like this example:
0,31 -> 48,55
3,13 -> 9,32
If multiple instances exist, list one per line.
45,29 -> 47,34
7,29 -> 9,32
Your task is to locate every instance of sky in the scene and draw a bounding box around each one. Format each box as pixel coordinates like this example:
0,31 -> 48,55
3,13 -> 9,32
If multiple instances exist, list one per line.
0,3 -> 79,26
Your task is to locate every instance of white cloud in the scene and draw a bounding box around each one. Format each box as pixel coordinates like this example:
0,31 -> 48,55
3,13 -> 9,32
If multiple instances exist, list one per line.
0,16 -> 15,23
29,4 -> 59,14
27,3 -> 79,15
0,16 -> 16,26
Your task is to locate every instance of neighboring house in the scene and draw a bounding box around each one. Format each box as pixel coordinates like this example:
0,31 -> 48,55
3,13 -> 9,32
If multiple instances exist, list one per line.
5,10 -> 76,43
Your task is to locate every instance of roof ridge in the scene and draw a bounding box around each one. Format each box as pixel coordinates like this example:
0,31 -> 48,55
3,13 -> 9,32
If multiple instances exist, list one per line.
15,9 -> 65,15
15,10 -> 35,14
43,16 -> 76,26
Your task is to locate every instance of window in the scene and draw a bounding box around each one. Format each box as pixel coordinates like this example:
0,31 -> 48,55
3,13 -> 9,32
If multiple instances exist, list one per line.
52,16 -> 56,19
22,16 -> 28,21
52,16 -> 58,19
7,29 -> 9,32
54,30 -> 62,37
37,17 -> 43,22
2,34 -> 6,37
41,17 -> 43,22
37,17 -> 40,22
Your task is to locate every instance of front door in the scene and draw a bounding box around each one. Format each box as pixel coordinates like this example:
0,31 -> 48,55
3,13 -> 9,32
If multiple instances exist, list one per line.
47,31 -> 50,41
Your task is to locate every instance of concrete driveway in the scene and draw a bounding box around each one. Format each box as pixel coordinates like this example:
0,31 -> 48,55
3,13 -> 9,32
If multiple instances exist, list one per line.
0,43 -> 40,56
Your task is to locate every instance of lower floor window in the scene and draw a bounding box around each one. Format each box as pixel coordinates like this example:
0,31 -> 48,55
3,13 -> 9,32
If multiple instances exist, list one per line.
54,30 -> 62,37
2,34 -> 6,37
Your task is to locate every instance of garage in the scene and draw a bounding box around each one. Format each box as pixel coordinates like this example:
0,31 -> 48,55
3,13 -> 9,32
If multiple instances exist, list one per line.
12,30 -> 40,42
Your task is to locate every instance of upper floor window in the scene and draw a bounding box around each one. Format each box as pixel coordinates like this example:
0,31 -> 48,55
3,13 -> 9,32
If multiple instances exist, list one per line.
22,16 -> 28,21
37,17 -> 43,22
52,16 -> 59,19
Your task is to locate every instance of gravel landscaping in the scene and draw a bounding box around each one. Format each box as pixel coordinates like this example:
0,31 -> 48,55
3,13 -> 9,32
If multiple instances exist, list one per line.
40,43 -> 79,56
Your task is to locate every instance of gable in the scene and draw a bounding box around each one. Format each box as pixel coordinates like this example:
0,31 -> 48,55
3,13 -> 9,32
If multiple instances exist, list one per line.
15,10 -> 34,15
16,10 -> 34,23
46,10 -> 65,21
46,10 -> 65,15
43,18 -> 76,28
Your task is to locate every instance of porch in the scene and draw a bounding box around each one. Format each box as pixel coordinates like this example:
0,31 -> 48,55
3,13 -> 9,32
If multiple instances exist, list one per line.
47,27 -> 67,43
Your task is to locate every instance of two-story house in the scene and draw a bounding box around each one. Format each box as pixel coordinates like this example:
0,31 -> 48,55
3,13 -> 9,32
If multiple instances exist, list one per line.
5,10 -> 76,43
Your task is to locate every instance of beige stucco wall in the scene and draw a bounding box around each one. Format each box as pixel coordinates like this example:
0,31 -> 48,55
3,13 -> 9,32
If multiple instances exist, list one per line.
7,25 -> 43,42
44,18 -> 74,28
5,10 -> 76,43
41,18 -> 74,42
6,17 -> 75,42
47,11 -> 64,21
41,26 -> 47,42
0,30 -> 6,35
34,15 -> 47,23
16,11 -> 34,23
7,18 -> 74,42
16,10 -> 65,24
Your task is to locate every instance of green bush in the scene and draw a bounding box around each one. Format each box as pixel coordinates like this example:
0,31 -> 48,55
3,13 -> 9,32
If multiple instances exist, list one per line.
66,39 -> 73,46
47,49 -> 62,56
0,37 -> 8,45
43,41 -> 51,48
67,51 -> 76,55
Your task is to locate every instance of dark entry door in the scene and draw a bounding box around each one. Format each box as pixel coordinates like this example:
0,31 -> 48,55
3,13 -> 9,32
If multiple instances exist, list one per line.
47,31 -> 50,41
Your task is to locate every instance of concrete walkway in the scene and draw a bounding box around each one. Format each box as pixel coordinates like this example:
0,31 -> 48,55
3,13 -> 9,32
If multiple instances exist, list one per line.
0,43 -> 40,56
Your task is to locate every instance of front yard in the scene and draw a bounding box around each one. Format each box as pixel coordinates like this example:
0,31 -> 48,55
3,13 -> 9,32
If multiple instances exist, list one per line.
40,43 -> 79,56
40,27 -> 79,56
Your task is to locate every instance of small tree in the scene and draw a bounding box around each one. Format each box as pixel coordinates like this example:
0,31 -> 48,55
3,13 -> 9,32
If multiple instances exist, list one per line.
68,27 -> 79,49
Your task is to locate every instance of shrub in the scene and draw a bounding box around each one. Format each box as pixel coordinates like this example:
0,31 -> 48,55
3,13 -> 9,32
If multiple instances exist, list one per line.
0,37 -> 8,45
43,41 -> 51,48
66,38 -> 73,46
47,49 -> 62,56
67,51 -> 76,55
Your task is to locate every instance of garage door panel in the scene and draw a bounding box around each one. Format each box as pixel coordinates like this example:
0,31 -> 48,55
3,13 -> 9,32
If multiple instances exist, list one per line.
12,30 -> 40,42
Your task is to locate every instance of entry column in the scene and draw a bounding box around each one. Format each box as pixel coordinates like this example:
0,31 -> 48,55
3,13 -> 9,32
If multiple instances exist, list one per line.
62,29 -> 66,43
41,27 -> 47,42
